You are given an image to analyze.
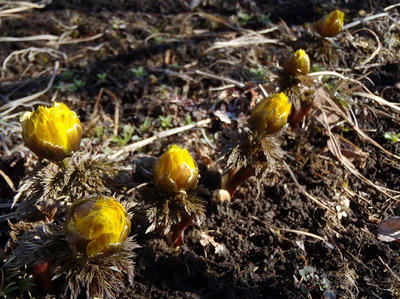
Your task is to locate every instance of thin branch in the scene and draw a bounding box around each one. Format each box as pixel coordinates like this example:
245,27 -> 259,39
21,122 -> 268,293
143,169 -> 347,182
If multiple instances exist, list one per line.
0,169 -> 16,192
350,28 -> 381,68
251,215 -> 326,242
195,70 -> 245,88
283,161 -> 334,212
52,33 -> 103,45
205,27 -> 280,53
343,12 -> 389,31
110,118 -> 212,159
0,35 -> 59,42
3,47 -> 67,70
0,1 -> 47,17
0,61 -> 59,114
378,256 -> 400,283
353,91 -> 400,113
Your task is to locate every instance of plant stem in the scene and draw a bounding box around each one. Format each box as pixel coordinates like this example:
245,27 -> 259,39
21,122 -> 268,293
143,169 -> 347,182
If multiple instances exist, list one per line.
60,158 -> 70,170
225,166 -> 255,198
168,214 -> 196,248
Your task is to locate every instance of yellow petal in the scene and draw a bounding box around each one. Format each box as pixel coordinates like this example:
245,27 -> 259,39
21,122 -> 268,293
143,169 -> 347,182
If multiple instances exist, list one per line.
153,144 -> 199,193
248,92 -> 292,135
65,197 -> 130,258
314,9 -> 344,38
20,102 -> 82,162
283,49 -> 310,76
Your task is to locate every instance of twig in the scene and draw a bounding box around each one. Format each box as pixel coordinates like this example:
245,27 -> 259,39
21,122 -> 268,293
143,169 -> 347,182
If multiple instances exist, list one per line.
251,215 -> 326,242
283,161 -> 334,212
110,118 -> 212,159
384,3 -> 400,11
343,12 -> 389,31
309,71 -> 400,161
0,61 -> 59,114
0,212 -> 16,222
0,170 -> 16,192
101,89 -> 120,136
0,203 -> 18,208
0,35 -> 59,42
127,182 -> 148,195
351,28 -> 381,68
205,27 -> 280,53
316,94 -> 400,197
52,33 -> 103,45
353,91 -> 400,113
378,256 -> 400,282
209,84 -> 236,91
258,84 -> 269,98
195,70 -> 245,88
0,1 -> 47,17
3,47 -> 67,70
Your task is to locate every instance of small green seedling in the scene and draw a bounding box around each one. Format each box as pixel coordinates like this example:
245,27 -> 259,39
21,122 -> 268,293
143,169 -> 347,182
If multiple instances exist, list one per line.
384,131 -> 400,143
112,124 -> 134,146
97,73 -> 107,82
131,66 -> 146,78
139,116 -> 152,133
159,115 -> 173,129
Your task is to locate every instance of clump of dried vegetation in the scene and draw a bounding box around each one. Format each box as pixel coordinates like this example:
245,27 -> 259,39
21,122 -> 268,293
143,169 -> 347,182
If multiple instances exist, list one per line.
1,1 -> 400,298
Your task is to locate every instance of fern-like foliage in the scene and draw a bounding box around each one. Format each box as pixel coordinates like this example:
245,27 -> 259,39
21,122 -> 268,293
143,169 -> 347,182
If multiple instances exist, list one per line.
13,152 -> 122,221
223,124 -> 284,181
141,187 -> 205,236
5,222 -> 138,299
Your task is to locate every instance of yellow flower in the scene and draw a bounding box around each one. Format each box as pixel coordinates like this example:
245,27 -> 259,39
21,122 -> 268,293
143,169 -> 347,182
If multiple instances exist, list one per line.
153,144 -> 199,193
248,92 -> 292,135
20,102 -> 83,162
283,49 -> 310,76
65,197 -> 131,258
314,9 -> 344,37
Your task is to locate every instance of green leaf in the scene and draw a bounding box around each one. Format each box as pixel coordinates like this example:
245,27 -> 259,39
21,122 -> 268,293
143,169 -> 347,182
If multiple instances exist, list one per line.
159,115 -> 173,129
131,66 -> 146,78
139,116 -> 152,133
384,131 -> 400,143
185,114 -> 193,125
112,124 -> 134,146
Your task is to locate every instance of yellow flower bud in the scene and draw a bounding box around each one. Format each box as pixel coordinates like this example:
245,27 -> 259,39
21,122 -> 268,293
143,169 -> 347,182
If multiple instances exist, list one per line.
314,9 -> 344,37
153,144 -> 199,193
283,49 -> 310,76
20,102 -> 83,162
65,197 -> 131,258
248,92 -> 292,135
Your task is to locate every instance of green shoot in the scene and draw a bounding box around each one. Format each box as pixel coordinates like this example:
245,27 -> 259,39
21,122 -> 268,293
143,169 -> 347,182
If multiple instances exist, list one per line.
159,115 -> 173,129
384,131 -> 400,143
112,124 -> 134,146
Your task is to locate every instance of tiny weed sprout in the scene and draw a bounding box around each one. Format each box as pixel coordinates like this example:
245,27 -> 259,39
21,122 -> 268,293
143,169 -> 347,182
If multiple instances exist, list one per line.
6,199 -> 138,299
283,49 -> 310,77
65,197 -> 131,257
143,144 -> 205,247
314,9 -> 344,38
20,102 -> 82,162
221,93 -> 291,199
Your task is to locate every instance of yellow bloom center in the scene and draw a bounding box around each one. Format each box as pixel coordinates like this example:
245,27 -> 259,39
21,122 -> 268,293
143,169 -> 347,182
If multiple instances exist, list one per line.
66,197 -> 130,258
248,92 -> 292,135
20,102 -> 82,161
283,49 -> 310,76
315,9 -> 344,37
153,144 -> 199,193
